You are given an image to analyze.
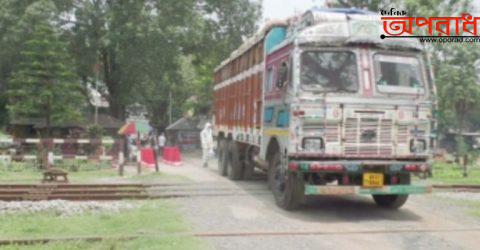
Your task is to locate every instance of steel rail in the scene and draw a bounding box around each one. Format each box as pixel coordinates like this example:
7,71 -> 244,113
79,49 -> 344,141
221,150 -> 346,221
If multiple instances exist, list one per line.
2,227 -> 480,246
0,183 -> 271,201
0,183 -> 479,201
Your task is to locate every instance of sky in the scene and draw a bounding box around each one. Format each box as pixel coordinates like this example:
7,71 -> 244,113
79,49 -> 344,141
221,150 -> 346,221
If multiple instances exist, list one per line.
262,0 -> 327,22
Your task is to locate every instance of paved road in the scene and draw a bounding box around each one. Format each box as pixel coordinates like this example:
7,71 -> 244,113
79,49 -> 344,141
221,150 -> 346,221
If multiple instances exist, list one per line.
161,154 -> 480,250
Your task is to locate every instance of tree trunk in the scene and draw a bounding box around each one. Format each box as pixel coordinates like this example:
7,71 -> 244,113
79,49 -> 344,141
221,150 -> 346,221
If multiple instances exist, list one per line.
45,95 -> 51,138
101,47 -> 125,120
45,115 -> 51,138
109,98 -> 125,120
43,102 -> 52,169
150,101 -> 169,130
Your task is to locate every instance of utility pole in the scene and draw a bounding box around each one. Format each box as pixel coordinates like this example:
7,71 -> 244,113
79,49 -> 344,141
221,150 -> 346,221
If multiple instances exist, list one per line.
94,64 -> 100,125
463,154 -> 468,177
168,91 -> 173,125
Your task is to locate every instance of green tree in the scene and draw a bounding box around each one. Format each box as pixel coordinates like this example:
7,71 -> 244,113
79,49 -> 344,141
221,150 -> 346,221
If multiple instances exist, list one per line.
436,45 -> 480,154
328,0 -> 388,10
402,0 -> 480,156
7,1 -> 84,137
70,0 -> 261,129
182,0 -> 262,116
0,0 -> 76,127
1,0 -> 262,132
71,0 -> 199,122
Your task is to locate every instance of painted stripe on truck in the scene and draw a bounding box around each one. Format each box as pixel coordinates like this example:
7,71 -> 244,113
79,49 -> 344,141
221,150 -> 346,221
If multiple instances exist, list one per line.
263,129 -> 289,136
304,185 -> 432,196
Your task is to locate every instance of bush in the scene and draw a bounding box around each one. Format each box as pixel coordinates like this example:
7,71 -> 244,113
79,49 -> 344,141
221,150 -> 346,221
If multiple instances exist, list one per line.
87,125 -> 104,139
9,162 -> 25,172
55,159 -> 112,172
0,161 -> 37,172
0,160 -> 8,170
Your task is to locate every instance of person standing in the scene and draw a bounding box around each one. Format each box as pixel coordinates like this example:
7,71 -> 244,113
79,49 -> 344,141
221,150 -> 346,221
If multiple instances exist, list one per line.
128,136 -> 137,161
200,123 -> 214,168
158,133 -> 166,156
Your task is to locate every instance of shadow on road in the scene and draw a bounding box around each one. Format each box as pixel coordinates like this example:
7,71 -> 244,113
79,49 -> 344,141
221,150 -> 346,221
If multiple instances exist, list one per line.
194,156 -> 423,224
295,195 -> 421,222
232,171 -> 422,223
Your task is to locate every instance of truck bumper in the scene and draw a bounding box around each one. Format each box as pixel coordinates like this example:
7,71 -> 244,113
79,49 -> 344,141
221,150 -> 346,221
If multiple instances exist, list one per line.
304,184 -> 432,196
289,160 -> 430,172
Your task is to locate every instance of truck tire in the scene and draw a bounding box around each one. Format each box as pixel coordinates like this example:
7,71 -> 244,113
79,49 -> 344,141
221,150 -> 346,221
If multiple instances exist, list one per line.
373,173 -> 410,209
243,162 -> 254,180
270,152 -> 304,210
267,157 -> 275,190
227,141 -> 244,180
217,139 -> 228,176
373,195 -> 409,209
242,146 -> 256,180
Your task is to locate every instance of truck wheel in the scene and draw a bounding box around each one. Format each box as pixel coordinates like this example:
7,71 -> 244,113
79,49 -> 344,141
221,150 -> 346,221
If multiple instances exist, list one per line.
373,195 -> 409,209
243,162 -> 254,180
267,157 -> 275,190
270,152 -> 304,210
373,173 -> 410,209
217,139 -> 228,176
242,146 -> 256,180
227,141 -> 244,180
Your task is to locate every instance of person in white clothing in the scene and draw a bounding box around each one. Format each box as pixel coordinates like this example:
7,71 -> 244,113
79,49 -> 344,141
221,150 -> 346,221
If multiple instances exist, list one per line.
158,133 -> 166,155
200,122 -> 214,168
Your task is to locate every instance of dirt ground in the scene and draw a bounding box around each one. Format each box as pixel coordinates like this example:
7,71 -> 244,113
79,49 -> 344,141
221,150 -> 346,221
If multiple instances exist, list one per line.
159,153 -> 480,250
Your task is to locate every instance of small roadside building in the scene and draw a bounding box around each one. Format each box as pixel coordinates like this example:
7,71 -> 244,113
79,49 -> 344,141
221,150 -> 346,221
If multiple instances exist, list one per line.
165,117 -> 207,151
440,129 -> 480,153
7,113 -> 123,138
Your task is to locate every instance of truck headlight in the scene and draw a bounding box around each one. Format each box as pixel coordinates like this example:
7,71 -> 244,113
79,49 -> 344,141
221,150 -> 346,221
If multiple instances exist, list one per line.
410,139 -> 427,153
302,137 -> 324,152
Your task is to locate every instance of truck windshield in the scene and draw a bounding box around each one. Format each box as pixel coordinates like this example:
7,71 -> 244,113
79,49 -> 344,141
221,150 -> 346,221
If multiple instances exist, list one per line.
374,54 -> 425,95
300,51 -> 358,92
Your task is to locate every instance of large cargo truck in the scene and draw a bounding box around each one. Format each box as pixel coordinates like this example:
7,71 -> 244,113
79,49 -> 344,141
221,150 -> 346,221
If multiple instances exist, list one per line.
213,8 -> 435,210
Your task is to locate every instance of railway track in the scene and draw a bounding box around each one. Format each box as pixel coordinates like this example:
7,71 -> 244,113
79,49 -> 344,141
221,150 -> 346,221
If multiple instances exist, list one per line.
2,227 -> 480,246
432,184 -> 480,192
0,183 -> 271,201
0,184 -> 148,201
0,183 -> 478,201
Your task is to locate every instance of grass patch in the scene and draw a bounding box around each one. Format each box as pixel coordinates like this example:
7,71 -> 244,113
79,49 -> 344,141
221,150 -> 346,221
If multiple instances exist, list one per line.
0,131 -> 10,139
0,237 -> 206,250
0,163 -> 118,184
0,200 -> 183,237
430,162 -> 480,185
0,161 -> 190,184
0,200 -> 210,250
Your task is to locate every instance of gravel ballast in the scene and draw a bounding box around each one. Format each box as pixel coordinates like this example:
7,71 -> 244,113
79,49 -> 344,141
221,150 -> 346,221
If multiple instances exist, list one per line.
0,200 -> 139,216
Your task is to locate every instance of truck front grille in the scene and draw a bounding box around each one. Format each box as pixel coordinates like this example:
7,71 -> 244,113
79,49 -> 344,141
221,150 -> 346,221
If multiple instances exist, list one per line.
344,117 -> 393,156
325,124 -> 339,142
397,125 -> 409,144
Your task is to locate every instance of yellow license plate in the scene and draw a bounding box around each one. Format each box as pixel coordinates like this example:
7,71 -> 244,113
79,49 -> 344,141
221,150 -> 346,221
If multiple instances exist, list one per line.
363,173 -> 384,187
